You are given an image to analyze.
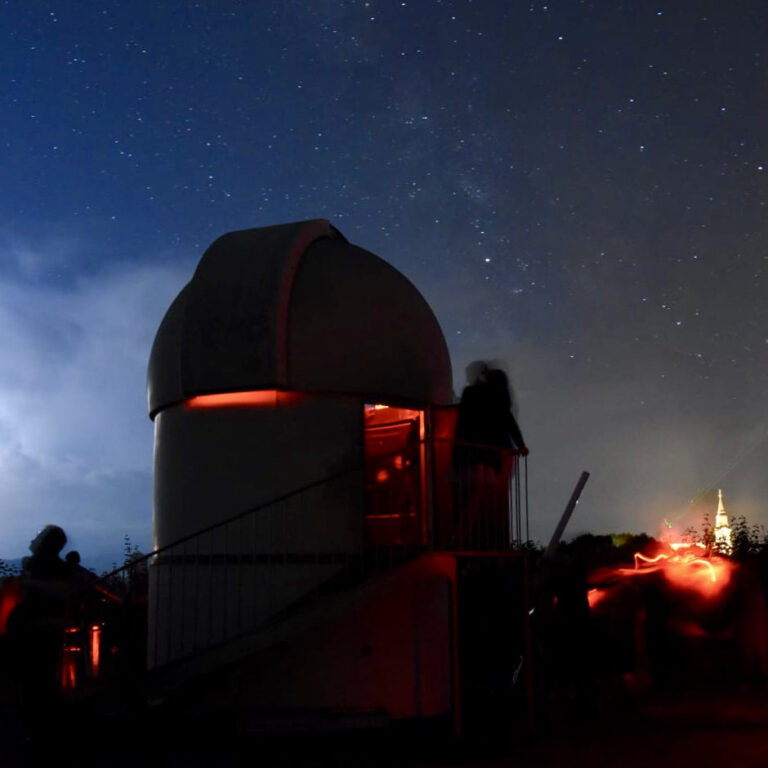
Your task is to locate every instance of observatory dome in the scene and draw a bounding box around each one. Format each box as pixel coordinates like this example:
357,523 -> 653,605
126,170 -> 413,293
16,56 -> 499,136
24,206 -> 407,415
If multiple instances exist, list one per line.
148,219 -> 452,417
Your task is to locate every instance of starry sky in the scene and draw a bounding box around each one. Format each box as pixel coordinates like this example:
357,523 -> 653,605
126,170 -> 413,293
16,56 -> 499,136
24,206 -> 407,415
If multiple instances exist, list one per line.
1,0 -> 767,565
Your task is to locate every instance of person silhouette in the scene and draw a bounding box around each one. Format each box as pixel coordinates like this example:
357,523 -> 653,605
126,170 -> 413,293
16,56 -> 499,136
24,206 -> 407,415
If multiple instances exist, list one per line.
6,525 -> 73,738
485,367 -> 528,456
453,362 -> 528,547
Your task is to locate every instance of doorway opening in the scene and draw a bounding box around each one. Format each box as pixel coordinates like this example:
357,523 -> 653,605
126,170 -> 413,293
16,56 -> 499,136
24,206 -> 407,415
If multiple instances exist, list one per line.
363,404 -> 426,547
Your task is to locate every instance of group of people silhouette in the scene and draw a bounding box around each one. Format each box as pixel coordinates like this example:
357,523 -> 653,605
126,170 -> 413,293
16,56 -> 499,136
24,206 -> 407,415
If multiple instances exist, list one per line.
2,524 -> 95,740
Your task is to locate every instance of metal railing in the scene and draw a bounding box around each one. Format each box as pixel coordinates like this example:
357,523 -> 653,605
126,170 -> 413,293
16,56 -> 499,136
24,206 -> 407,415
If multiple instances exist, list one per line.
432,438 -> 528,551
147,468 -> 364,668
35,439 -> 528,692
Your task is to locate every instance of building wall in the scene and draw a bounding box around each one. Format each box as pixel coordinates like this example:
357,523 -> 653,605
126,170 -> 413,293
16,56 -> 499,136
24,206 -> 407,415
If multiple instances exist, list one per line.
149,392 -> 366,667
152,392 -> 364,548
238,554 -> 456,721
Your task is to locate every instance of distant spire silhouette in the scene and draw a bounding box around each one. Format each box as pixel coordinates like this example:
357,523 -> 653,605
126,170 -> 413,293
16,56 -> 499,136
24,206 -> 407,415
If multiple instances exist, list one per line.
714,488 -> 732,555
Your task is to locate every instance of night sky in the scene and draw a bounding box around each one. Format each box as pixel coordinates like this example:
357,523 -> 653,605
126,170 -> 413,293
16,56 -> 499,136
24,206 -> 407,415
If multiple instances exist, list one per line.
2,1 -> 767,565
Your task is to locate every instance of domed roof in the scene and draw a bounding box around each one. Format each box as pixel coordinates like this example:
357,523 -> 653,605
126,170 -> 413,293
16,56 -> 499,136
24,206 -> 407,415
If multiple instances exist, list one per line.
148,219 -> 453,417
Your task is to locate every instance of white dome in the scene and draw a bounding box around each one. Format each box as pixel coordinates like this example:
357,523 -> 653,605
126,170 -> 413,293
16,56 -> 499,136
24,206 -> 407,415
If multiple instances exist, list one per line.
148,219 -> 452,417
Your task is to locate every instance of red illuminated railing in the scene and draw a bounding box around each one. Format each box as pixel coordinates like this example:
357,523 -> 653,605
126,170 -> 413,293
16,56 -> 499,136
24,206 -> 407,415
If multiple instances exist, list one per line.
433,438 -> 529,551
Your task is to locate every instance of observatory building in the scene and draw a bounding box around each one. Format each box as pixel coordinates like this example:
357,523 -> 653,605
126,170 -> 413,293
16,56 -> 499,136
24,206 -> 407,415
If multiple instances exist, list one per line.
146,220 -> 529,735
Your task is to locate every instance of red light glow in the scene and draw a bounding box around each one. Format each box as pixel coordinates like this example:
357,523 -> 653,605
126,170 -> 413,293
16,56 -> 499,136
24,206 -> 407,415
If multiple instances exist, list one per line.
632,542 -> 732,598
185,390 -> 304,409
61,634 -> 80,692
366,512 -> 417,519
0,580 -> 22,636
662,555 -> 730,597
589,542 -> 735,620
587,588 -> 607,609
90,624 -> 101,676
669,541 -> 706,552
634,552 -> 670,567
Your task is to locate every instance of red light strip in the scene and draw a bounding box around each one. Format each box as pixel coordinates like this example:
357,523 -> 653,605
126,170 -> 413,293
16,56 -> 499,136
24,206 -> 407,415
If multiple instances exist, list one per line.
90,624 -> 101,675
634,552 -> 669,568
365,513 -> 417,520
634,549 -> 719,584
185,390 -> 280,409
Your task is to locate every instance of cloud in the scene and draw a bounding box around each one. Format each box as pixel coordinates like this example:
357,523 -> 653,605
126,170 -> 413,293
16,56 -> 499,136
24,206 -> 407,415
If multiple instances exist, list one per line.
0,251 -> 189,561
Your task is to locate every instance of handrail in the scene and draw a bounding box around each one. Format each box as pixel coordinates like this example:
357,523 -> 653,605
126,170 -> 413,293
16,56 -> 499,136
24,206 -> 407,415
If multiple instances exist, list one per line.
83,437 -> 529,588
435,436 -> 527,454
84,465 -> 361,592
89,437 -> 527,588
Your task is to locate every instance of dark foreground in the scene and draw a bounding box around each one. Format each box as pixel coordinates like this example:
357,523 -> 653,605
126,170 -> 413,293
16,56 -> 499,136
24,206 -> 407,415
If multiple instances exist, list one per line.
521,690 -> 768,768
2,688 -> 768,768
